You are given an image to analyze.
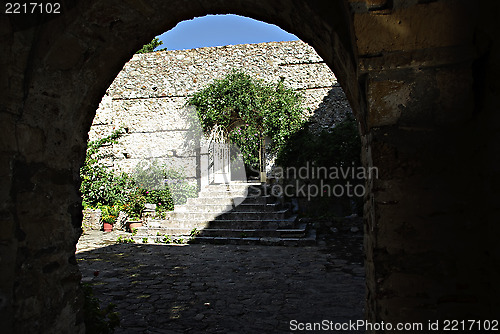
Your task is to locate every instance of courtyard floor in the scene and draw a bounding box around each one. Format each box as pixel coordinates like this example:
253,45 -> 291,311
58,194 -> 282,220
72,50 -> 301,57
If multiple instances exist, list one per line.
76,230 -> 365,333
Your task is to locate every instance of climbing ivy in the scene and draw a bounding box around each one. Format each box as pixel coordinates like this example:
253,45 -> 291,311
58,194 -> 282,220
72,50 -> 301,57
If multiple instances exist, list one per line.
80,129 -> 130,208
187,71 -> 306,169
228,125 -> 261,169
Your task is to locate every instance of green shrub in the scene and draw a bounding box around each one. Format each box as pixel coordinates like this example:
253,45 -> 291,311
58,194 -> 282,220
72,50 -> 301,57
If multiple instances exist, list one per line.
80,167 -> 130,208
122,191 -> 146,220
80,132 -> 197,218
164,168 -> 198,206
130,160 -> 198,212
136,37 -> 166,54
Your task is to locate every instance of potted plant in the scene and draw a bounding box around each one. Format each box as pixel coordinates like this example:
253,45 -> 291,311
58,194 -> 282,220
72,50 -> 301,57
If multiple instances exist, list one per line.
124,191 -> 146,232
100,205 -> 120,232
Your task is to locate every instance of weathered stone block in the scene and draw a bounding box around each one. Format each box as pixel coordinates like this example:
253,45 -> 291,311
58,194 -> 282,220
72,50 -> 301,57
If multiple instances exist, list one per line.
110,98 -> 197,133
354,2 -> 473,55
367,64 -> 473,128
82,208 -> 101,230
367,79 -> 409,128
376,296 -> 439,322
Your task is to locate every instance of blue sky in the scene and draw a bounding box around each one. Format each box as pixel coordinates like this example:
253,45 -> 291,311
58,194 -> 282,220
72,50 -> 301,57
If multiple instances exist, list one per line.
156,14 -> 298,51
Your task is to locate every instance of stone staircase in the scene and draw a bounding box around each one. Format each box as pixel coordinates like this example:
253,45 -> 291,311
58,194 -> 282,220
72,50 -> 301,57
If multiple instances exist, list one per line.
133,183 -> 316,246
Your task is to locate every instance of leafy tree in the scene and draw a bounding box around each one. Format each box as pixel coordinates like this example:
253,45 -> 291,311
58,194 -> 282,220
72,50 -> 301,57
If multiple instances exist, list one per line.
136,37 -> 166,54
187,71 -> 306,169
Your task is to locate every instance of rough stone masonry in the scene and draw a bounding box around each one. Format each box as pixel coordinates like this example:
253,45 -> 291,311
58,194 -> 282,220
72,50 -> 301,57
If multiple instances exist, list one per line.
90,40 -> 352,179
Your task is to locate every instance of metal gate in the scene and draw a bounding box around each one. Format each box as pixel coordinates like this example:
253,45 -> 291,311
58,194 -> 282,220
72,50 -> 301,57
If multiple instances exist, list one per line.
208,140 -> 231,184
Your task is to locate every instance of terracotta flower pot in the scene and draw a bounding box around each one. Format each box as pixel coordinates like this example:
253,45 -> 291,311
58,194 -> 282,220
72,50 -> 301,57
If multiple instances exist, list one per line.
127,220 -> 142,232
103,222 -> 113,232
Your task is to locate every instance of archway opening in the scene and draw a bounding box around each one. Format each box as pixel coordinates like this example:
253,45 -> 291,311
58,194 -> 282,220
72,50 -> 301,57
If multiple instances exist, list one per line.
76,13 -> 366,332
2,1 -> 368,332
3,1 -> 495,332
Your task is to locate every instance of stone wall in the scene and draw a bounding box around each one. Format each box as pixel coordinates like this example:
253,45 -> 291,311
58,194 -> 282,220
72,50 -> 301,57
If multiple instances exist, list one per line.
89,40 -> 352,180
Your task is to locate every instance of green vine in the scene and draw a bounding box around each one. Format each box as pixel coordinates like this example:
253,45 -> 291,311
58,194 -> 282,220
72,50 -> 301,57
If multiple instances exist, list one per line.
80,129 -> 129,208
187,70 -> 306,169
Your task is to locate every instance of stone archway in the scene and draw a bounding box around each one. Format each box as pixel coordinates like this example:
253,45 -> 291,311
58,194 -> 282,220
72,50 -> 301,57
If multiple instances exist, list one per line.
1,0 -> 499,332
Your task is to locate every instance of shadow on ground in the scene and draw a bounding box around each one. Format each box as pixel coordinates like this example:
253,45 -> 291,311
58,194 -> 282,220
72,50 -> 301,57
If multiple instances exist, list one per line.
77,234 -> 365,334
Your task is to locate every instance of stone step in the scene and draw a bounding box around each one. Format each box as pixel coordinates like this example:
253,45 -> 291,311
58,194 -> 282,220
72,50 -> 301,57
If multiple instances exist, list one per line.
136,224 -> 308,239
163,210 -> 289,221
132,229 -> 316,247
186,195 -> 274,206
198,190 -> 250,198
200,182 -> 262,191
146,215 -> 298,229
198,227 -> 307,238
133,183 -> 316,246
189,229 -> 317,246
174,203 -> 233,213
173,202 -> 281,214
235,203 -> 282,212
197,184 -> 265,196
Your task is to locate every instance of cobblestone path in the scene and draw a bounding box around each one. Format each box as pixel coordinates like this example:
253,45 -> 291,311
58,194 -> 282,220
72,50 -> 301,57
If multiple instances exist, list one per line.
77,230 -> 365,333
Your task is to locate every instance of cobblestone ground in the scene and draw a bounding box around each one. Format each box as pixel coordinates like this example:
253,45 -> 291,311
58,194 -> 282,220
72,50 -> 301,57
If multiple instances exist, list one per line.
77,230 -> 365,333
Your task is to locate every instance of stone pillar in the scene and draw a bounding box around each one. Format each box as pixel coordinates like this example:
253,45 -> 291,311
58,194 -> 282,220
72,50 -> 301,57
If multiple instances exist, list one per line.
363,121 -> 488,324
82,208 -> 102,230
352,0 -> 492,328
